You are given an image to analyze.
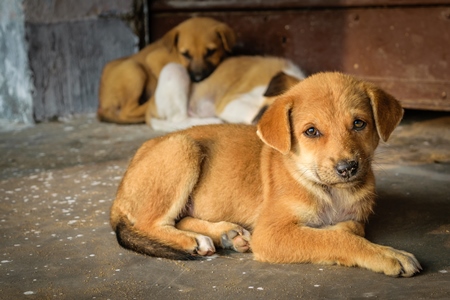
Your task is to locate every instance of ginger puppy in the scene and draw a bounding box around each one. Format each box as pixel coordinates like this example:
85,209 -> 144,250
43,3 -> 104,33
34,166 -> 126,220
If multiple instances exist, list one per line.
110,72 -> 421,277
97,17 -> 235,124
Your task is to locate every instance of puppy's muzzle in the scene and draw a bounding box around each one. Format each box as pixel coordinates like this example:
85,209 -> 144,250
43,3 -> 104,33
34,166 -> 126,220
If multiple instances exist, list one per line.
189,61 -> 215,82
190,69 -> 212,82
336,160 -> 359,179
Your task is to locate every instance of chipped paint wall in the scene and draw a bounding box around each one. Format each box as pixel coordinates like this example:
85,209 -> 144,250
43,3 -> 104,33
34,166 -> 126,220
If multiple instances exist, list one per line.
0,0 -> 34,128
1,0 -> 139,126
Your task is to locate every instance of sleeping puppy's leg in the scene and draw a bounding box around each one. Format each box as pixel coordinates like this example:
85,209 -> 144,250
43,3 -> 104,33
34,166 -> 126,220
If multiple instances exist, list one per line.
176,217 -> 251,253
153,63 -> 191,124
149,63 -> 222,132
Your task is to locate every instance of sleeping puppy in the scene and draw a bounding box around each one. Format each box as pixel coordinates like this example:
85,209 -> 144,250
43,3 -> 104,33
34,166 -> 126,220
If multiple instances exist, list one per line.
147,56 -> 305,131
110,72 -> 421,277
97,17 -> 235,124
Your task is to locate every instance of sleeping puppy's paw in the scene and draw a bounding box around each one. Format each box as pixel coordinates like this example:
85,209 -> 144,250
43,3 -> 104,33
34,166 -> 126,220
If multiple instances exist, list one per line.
221,228 -> 251,253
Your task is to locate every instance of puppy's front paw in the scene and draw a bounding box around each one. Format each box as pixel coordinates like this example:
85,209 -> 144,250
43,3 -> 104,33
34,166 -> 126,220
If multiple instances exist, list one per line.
221,228 -> 251,253
375,246 -> 422,277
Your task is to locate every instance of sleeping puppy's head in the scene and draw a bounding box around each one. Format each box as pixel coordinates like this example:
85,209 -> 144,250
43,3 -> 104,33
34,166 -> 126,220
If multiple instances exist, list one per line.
163,17 -> 235,82
257,72 -> 404,188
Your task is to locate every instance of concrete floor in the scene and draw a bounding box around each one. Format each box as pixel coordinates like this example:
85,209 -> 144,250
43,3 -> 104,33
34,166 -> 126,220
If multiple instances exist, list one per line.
1,111 -> 449,299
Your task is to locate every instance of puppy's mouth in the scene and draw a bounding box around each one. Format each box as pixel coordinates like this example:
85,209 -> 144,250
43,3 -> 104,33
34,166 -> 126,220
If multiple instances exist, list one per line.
315,168 -> 366,188
317,177 -> 361,188
294,159 -> 368,189
327,179 -> 364,189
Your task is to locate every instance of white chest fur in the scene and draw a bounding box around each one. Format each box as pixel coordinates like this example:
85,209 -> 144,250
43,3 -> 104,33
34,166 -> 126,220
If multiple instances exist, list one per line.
301,186 -> 372,228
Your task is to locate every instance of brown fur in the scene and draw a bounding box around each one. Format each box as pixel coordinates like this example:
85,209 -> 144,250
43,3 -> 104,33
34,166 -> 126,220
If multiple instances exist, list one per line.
110,72 -> 421,277
188,56 -> 303,119
97,17 -> 235,124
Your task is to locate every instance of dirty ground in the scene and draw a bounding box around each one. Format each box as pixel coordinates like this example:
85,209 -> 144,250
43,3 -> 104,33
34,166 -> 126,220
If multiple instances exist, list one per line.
1,111 -> 449,299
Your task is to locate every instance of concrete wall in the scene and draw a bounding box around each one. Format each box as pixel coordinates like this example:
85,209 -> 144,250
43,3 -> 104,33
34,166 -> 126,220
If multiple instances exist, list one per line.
24,0 -> 138,122
0,0 -> 34,129
0,0 -> 139,126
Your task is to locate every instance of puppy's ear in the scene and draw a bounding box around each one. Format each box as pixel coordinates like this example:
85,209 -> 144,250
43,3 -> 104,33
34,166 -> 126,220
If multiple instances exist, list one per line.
162,28 -> 179,52
365,83 -> 404,142
256,96 -> 293,155
215,23 -> 236,53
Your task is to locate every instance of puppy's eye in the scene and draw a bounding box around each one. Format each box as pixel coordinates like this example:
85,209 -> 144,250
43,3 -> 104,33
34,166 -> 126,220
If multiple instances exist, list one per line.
353,119 -> 367,131
205,48 -> 216,57
304,127 -> 321,138
181,51 -> 192,59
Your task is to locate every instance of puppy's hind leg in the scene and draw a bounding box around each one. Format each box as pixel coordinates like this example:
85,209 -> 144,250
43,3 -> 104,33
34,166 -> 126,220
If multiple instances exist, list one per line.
113,135 -> 215,259
176,217 -> 251,253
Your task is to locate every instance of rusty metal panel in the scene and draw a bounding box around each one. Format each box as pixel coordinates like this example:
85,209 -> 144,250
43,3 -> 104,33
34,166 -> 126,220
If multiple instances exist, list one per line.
149,3 -> 450,111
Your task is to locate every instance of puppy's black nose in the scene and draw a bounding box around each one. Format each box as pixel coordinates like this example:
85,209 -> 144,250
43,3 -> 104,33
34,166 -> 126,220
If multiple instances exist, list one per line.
190,70 -> 209,82
192,74 -> 204,82
336,160 -> 358,179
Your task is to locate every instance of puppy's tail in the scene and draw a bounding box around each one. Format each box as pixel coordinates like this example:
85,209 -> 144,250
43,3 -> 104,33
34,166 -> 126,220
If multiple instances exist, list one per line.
112,215 -> 198,260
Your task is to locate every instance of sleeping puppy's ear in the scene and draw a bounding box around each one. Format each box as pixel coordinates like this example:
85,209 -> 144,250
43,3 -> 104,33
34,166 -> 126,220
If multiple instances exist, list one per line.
215,23 -> 236,53
364,83 -> 404,142
256,96 -> 293,155
162,28 -> 179,52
